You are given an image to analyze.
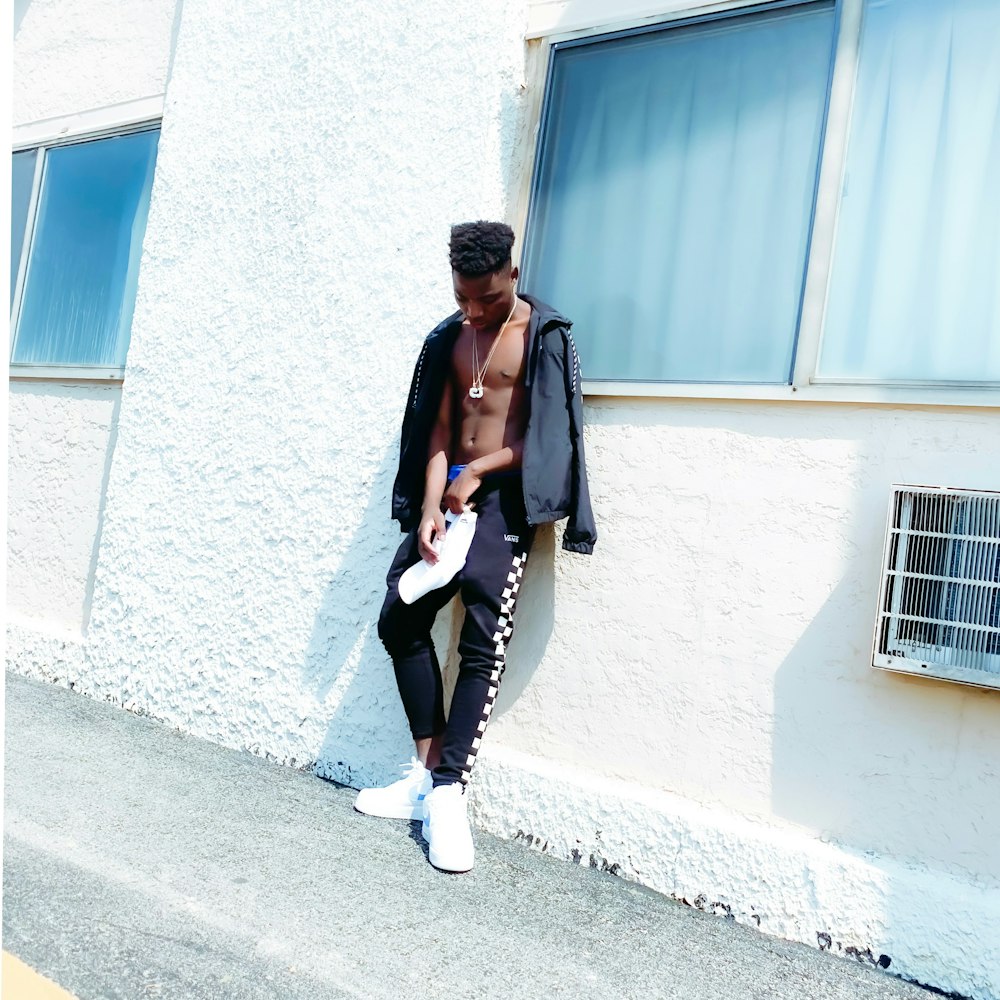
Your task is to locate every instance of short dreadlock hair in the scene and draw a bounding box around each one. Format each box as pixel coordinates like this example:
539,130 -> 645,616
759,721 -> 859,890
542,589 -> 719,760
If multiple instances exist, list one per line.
449,221 -> 516,278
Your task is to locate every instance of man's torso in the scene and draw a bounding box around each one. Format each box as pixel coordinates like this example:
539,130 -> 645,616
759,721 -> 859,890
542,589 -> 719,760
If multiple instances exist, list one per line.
448,300 -> 532,465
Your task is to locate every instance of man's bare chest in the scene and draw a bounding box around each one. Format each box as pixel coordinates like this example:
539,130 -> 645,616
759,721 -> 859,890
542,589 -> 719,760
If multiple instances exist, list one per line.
452,324 -> 529,394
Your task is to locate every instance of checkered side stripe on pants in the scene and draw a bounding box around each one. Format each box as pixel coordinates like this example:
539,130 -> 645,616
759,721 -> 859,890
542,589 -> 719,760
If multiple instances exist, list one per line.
459,550 -> 528,784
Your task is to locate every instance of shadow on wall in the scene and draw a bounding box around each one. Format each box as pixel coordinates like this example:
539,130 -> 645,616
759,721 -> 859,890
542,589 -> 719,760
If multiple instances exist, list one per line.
7,380 -> 123,634
770,467 -> 1000,992
301,443 -> 409,790
771,483 -> 997,860
303,444 -> 554,790
83,388 -> 123,632
165,0 -> 185,91
478,521 -> 555,721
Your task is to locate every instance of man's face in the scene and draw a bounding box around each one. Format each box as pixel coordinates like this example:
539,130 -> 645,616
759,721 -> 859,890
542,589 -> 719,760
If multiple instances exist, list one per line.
452,265 -> 519,331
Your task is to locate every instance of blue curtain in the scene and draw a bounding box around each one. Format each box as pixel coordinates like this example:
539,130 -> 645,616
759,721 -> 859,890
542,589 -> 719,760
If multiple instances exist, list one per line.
819,0 -> 1000,382
10,149 -> 37,311
12,128 -> 159,368
522,3 -> 836,383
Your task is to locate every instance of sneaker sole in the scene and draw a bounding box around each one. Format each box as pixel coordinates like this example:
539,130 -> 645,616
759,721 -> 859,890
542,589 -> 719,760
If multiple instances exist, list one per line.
353,799 -> 425,821
428,847 -> 474,873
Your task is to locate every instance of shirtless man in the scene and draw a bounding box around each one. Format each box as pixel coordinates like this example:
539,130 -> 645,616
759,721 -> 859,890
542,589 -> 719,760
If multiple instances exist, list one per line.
355,222 -> 596,873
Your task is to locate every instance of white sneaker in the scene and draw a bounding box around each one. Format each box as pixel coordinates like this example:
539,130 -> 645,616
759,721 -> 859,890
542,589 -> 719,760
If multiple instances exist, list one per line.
398,507 -> 478,605
354,758 -> 431,820
423,782 -> 475,873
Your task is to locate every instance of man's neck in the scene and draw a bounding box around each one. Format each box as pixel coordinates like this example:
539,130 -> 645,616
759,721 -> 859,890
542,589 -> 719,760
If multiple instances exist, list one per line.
469,296 -> 523,337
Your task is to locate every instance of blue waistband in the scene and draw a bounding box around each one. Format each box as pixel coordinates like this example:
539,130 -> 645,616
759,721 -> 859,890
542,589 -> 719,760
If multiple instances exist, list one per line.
447,463 -> 520,485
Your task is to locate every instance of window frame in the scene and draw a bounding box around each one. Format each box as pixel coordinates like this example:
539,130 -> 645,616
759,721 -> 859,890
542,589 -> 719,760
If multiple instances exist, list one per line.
10,97 -> 164,383
514,0 -> 1000,408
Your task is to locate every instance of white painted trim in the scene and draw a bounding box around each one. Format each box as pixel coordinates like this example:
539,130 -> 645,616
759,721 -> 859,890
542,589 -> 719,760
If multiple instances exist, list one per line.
9,147 -> 45,339
9,365 -> 126,383
792,0 -> 863,387
526,0 -> 772,40
12,96 -> 165,151
814,376 -> 1000,389
509,38 -> 552,259
469,745 -> 999,1000
582,379 -> 1000,409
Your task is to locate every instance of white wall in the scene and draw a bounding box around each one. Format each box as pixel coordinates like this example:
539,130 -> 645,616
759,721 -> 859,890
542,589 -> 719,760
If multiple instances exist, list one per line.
498,399 -> 1000,885
9,0 -> 180,636
13,0 -> 179,125
7,383 -> 121,633
33,0 -> 531,762
481,400 -> 1000,1000
8,2 -> 999,997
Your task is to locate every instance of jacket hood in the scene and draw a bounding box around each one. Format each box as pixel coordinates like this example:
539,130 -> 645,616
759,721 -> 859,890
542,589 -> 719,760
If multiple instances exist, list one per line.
423,293 -> 572,387
519,293 -> 572,387
518,293 -> 572,331
425,295 -> 571,335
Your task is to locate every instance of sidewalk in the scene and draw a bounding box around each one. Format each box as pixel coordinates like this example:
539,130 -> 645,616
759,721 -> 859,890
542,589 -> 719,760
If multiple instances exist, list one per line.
3,671 -> 932,1000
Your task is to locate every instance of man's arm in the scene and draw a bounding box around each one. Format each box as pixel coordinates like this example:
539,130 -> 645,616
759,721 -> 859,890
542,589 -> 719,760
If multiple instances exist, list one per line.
442,441 -> 523,514
419,379 -> 453,563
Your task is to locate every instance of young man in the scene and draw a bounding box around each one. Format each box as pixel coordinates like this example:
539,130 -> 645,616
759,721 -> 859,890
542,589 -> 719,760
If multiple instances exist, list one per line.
355,221 -> 596,872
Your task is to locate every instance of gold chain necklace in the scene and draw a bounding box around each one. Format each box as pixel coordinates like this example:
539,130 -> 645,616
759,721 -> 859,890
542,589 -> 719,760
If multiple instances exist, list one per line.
469,297 -> 518,399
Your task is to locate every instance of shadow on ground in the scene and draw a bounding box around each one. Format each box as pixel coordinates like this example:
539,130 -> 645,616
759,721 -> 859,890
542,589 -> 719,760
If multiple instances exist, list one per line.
302,444 -> 554,794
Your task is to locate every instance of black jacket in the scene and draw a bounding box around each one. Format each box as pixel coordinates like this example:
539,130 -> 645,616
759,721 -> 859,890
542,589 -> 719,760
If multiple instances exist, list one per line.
391,294 -> 597,554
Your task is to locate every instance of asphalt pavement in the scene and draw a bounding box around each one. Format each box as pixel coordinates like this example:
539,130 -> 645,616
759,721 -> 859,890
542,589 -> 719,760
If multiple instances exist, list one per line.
3,671 -> 933,1000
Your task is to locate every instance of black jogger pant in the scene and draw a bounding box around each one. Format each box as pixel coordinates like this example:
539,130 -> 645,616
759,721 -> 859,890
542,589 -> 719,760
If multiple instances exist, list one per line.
377,474 -> 535,787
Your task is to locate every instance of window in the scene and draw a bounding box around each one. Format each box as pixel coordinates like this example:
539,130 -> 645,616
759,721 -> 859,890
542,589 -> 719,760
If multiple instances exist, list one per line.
10,126 -> 160,374
10,149 -> 37,310
524,3 -> 836,383
522,0 -> 1000,393
819,0 -> 1000,383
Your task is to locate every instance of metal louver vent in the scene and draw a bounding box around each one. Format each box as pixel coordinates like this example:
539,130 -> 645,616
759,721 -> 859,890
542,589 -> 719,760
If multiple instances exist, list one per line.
874,486 -> 1000,690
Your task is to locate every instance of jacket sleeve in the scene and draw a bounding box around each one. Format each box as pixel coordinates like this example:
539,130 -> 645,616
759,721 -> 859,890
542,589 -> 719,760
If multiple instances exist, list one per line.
400,341 -> 428,457
392,340 -> 429,529
561,329 -> 597,554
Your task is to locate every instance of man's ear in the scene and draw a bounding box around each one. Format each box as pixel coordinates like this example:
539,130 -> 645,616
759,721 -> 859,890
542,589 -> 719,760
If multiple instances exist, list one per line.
511,265 -> 519,283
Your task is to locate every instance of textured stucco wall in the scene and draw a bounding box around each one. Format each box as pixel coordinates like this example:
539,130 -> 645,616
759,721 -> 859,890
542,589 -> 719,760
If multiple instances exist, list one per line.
8,2 -> 1000,997
494,400 -> 1000,886
7,383 -> 121,633
9,0 -> 180,636
13,0 -> 179,125
36,0 -> 533,770
472,744 -> 1000,1000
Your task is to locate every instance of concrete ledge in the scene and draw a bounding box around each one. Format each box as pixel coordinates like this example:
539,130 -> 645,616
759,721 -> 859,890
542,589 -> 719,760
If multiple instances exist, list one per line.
470,745 -> 998,1000
6,621 -> 89,687
8,622 -> 994,1000
4,670 -> 935,1000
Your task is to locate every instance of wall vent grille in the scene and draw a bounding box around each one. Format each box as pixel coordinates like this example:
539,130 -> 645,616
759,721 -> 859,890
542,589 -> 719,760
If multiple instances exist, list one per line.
874,486 -> 1000,690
